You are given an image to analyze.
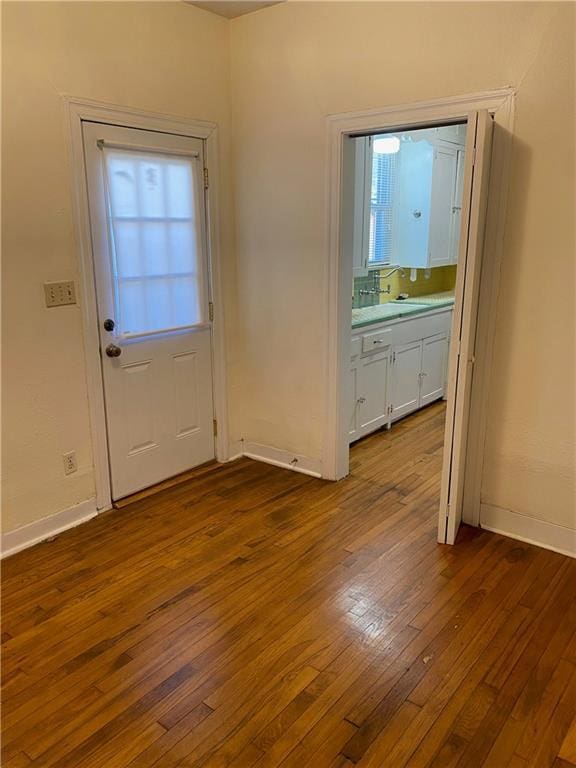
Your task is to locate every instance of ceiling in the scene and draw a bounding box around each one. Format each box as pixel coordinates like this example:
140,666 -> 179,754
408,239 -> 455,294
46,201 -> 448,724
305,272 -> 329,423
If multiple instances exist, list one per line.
186,1 -> 283,19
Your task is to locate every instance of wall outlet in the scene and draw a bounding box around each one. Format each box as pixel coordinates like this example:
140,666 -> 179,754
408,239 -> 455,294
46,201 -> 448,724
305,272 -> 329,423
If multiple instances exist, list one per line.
63,451 -> 77,475
44,281 -> 76,308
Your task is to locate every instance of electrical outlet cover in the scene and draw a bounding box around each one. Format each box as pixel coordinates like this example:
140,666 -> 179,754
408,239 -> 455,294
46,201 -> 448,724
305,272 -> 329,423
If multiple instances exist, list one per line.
63,451 -> 77,475
44,281 -> 76,308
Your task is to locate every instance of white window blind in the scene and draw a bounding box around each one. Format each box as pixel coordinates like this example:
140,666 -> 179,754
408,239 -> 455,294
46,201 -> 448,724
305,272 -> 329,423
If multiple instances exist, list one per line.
368,150 -> 398,265
102,148 -> 203,337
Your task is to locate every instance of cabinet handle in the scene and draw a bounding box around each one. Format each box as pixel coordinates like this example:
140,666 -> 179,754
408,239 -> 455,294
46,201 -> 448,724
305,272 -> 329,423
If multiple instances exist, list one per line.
373,339 -> 384,345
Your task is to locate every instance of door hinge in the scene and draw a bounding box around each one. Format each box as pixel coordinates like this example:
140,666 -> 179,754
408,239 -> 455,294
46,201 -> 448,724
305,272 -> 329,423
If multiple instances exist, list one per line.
471,147 -> 477,167
208,301 -> 214,322
213,418 -> 218,436
203,167 -> 209,190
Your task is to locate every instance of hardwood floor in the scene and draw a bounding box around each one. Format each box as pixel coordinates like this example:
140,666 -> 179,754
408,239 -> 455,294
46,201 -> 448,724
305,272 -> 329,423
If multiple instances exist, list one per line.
2,401 -> 575,768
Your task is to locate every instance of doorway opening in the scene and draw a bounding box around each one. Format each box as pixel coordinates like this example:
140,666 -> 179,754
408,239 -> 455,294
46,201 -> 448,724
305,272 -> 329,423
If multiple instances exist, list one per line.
325,94 -> 512,546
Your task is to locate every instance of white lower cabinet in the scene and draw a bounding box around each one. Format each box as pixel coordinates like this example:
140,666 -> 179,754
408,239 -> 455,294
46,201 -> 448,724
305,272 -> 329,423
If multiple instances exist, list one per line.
420,333 -> 449,407
349,309 -> 452,443
349,347 -> 391,442
390,340 -> 422,420
390,332 -> 449,421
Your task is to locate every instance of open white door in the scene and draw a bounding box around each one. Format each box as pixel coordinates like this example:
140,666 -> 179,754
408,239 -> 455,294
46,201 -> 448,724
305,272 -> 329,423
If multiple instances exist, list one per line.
438,110 -> 494,544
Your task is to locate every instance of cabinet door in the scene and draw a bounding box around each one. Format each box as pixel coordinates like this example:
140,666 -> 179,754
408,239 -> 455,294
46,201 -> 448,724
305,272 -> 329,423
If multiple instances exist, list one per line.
392,140 -> 434,268
420,333 -> 449,407
449,148 -> 466,264
357,349 -> 391,438
390,340 -> 422,421
348,362 -> 360,442
428,146 -> 458,267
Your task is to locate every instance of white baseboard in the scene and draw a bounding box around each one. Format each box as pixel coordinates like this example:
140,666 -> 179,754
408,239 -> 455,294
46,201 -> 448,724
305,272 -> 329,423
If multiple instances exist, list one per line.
480,503 -> 576,559
242,441 -> 323,479
1,498 -> 100,559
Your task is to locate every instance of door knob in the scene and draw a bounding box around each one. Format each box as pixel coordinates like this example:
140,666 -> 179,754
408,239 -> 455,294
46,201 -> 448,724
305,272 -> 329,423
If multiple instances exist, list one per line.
105,343 -> 122,358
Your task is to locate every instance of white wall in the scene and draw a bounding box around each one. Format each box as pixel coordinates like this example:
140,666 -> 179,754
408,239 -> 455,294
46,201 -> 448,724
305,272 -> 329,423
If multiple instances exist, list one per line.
229,3 -> 575,536
1,1 -> 238,534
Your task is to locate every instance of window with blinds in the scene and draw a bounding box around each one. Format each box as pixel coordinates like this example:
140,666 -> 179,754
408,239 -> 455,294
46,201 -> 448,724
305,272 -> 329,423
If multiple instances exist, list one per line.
102,148 -> 204,337
368,150 -> 399,266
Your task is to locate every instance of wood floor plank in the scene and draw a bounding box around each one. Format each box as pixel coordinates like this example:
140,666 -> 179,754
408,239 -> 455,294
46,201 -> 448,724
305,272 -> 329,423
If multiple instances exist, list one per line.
1,402 -> 574,768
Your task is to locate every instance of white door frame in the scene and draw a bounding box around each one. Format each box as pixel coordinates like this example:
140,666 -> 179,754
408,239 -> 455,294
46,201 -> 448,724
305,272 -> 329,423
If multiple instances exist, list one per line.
64,96 -> 230,511
323,88 -> 515,530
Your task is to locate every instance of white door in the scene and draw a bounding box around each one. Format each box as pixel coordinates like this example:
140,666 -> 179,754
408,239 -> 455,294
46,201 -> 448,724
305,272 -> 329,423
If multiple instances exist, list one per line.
391,341 -> 421,421
357,349 -> 391,438
438,110 -> 494,544
420,333 -> 449,407
83,122 -> 215,500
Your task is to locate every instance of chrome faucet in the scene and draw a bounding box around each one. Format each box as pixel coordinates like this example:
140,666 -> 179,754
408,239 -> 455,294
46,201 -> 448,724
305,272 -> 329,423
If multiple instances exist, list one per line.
359,283 -> 391,296
358,267 -> 406,296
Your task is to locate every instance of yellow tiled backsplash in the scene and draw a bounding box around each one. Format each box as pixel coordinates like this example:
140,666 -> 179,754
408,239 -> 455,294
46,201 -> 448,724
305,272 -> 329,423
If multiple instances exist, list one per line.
353,265 -> 457,308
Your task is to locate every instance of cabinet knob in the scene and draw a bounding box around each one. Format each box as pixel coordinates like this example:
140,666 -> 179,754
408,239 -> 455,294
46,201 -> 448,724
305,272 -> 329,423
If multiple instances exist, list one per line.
412,210 -> 422,219
357,397 -> 366,404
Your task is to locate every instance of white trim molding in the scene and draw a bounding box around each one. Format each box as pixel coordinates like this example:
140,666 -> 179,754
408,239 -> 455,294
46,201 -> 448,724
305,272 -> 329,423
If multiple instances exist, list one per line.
63,95 -> 230,511
322,89 -> 515,532
480,503 -> 576,559
1,498 -> 102,559
242,441 -> 323,479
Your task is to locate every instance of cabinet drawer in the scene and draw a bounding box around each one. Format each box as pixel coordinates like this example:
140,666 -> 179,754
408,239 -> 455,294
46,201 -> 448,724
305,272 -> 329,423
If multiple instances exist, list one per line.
394,310 -> 451,346
362,326 -> 393,353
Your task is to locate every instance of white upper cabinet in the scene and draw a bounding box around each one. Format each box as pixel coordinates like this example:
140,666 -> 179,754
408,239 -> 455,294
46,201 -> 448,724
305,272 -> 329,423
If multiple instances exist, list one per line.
449,148 -> 466,264
392,137 -> 464,269
390,140 -> 434,269
428,146 -> 459,267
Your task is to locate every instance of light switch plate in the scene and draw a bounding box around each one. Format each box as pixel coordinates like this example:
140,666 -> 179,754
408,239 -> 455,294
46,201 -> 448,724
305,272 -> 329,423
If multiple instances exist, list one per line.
44,281 -> 76,307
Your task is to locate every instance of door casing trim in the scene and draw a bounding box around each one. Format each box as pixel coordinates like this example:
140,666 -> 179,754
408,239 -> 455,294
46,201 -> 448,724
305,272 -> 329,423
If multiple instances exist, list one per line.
64,95 -> 230,510
322,88 -> 515,533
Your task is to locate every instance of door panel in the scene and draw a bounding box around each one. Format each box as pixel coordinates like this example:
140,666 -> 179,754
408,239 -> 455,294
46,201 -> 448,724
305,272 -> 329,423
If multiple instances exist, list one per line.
348,363 -> 359,442
420,333 -> 448,407
358,350 -> 390,437
429,147 -> 458,267
392,140 -> 434,269
391,341 -> 421,421
438,110 -> 494,544
449,149 -> 466,264
83,122 -> 215,500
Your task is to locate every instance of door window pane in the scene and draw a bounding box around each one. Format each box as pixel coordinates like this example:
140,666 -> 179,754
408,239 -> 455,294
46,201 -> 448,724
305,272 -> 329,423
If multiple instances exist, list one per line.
103,148 -> 203,336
